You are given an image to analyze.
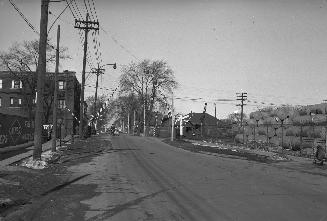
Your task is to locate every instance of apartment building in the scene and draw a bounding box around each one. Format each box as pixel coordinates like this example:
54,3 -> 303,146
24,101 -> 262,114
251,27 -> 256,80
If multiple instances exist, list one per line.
0,70 -> 81,137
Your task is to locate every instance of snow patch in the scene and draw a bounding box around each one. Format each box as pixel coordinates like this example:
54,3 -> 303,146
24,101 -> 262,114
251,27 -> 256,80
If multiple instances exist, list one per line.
21,159 -> 48,169
21,150 -> 60,169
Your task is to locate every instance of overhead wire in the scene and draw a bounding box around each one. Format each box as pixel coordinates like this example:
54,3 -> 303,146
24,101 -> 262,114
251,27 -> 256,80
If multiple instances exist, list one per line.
8,0 -> 39,35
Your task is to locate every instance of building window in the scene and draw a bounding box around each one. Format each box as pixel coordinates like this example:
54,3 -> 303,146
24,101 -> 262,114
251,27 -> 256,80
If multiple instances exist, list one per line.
18,98 -> 22,105
58,81 -> 66,90
11,80 -> 22,89
32,98 -> 36,104
10,97 -> 14,106
58,99 -> 66,109
0,97 -> 2,107
0,80 -> 2,89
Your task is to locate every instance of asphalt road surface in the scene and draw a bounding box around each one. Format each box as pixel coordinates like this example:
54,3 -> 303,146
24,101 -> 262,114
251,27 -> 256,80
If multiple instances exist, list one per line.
59,134 -> 327,221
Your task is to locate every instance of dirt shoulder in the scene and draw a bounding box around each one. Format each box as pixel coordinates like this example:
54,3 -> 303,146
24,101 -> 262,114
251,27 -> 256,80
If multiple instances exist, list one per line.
0,134 -> 111,221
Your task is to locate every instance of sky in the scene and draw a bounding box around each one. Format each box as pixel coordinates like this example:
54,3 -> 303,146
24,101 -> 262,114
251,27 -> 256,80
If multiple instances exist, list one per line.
1,0 -> 327,118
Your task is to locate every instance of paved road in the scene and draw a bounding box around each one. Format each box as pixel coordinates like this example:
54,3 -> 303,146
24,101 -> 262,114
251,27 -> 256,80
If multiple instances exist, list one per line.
68,134 -> 327,221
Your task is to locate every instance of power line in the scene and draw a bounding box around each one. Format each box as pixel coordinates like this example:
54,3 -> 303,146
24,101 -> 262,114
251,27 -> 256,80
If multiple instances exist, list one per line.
8,0 -> 39,35
71,0 -> 83,19
48,1 -> 71,33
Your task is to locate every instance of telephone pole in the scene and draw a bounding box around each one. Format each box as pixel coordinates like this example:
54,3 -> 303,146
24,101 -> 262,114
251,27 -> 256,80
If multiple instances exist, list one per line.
51,25 -> 60,152
236,92 -> 247,127
171,92 -> 174,141
214,103 -> 217,119
92,64 -> 105,123
33,0 -> 49,160
91,63 -> 116,131
127,112 -> 130,134
74,13 -> 99,139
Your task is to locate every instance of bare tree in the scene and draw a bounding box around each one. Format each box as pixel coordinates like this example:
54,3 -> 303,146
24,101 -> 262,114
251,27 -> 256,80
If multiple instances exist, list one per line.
119,59 -> 178,129
86,95 -> 112,131
228,112 -> 248,125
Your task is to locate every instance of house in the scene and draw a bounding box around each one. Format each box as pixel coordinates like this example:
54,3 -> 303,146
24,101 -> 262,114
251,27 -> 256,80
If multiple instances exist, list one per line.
175,112 -> 220,138
0,70 -> 81,139
158,112 -> 220,138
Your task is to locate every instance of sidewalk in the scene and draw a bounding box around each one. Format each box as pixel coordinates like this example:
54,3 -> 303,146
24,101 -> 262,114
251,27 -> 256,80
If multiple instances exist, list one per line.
0,136 -> 72,167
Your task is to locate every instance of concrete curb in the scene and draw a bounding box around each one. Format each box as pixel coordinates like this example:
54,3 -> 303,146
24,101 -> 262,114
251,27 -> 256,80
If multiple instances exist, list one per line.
0,136 -> 72,167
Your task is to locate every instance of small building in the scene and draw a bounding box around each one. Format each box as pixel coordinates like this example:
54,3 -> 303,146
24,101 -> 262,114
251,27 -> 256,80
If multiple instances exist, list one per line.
158,112 -> 221,139
175,112 -> 220,138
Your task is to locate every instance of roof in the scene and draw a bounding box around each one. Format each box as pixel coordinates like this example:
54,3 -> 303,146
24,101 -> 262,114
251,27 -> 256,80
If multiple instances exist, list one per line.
0,70 -> 77,78
176,112 -> 219,126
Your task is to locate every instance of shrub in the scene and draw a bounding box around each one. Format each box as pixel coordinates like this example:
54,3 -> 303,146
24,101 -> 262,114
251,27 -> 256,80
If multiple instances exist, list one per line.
285,126 -> 300,136
235,134 -> 244,143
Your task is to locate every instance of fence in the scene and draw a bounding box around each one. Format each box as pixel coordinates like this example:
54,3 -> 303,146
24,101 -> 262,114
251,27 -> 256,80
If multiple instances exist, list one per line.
235,123 -> 327,152
0,113 -> 34,148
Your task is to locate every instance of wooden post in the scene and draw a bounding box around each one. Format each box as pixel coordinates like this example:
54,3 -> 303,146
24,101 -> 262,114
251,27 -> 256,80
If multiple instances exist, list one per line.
51,25 -> 60,152
171,93 -> 174,141
33,0 -> 49,160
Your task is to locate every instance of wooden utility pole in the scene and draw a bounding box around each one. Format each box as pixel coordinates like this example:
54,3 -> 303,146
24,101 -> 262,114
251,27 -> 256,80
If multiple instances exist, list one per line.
51,25 -> 60,152
236,92 -> 247,144
93,64 -> 104,131
33,0 -> 49,160
133,110 -> 136,135
143,99 -> 146,136
127,112 -> 130,134
214,103 -> 217,119
171,92 -> 174,141
236,92 -> 247,127
74,13 -> 99,139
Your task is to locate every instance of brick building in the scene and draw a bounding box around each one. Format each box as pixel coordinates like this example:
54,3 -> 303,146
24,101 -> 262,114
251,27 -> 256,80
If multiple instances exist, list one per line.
0,70 -> 81,136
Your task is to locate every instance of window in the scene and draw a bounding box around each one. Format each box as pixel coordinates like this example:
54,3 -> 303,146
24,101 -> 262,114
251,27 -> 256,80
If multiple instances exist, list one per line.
11,80 -> 22,89
58,81 -> 66,90
0,98 -> 2,107
32,98 -> 36,104
58,99 -> 66,109
0,80 -> 2,89
10,98 -> 14,106
18,98 -> 22,105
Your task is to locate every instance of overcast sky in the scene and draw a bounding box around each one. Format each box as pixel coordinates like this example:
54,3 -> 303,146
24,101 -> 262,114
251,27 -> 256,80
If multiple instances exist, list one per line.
1,0 -> 327,118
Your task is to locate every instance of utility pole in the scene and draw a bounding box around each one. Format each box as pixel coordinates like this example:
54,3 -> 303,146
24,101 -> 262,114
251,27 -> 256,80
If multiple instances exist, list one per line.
64,71 -> 69,137
143,99 -> 146,136
51,25 -> 60,152
92,64 -> 104,131
236,92 -> 247,145
74,13 -> 99,139
127,112 -> 130,134
33,0 -> 49,160
214,103 -> 217,119
236,92 -> 247,127
133,110 -> 136,135
171,92 -> 174,141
